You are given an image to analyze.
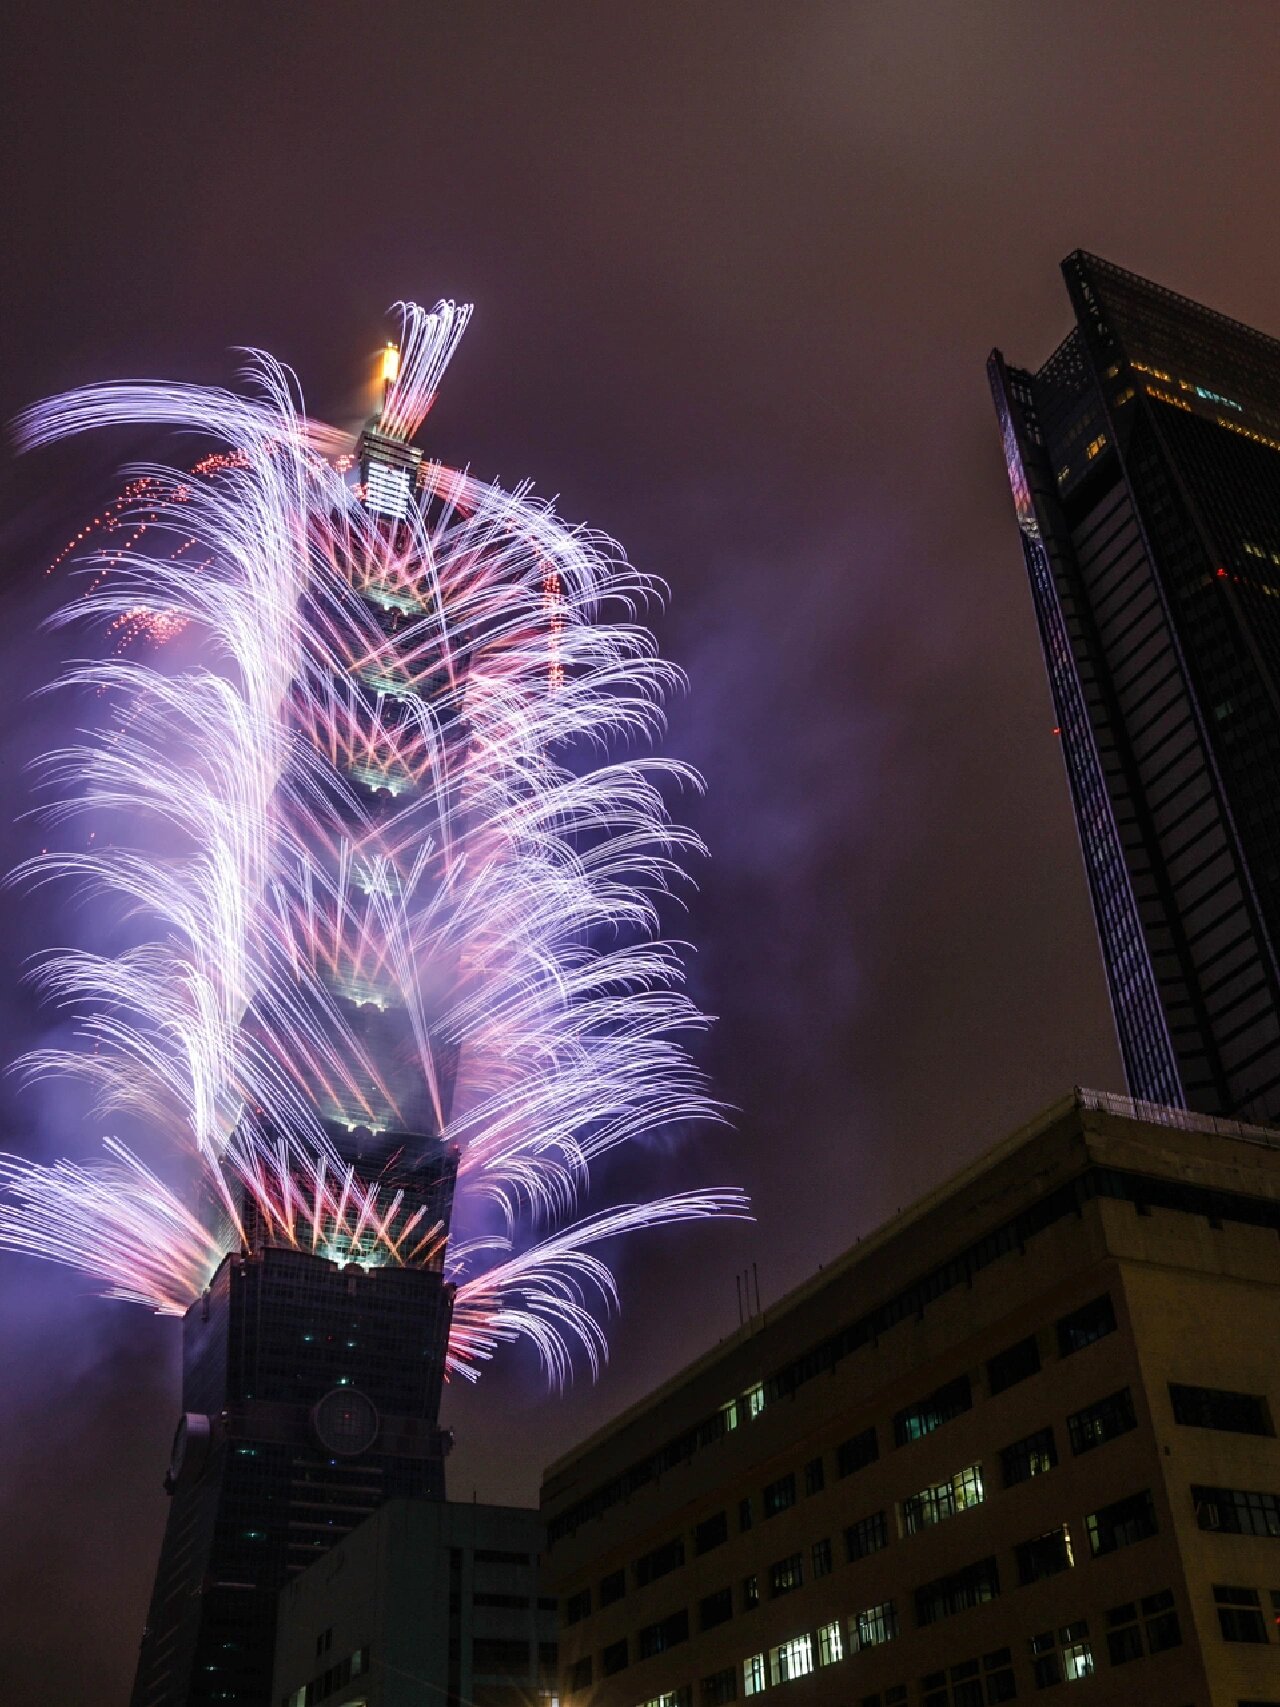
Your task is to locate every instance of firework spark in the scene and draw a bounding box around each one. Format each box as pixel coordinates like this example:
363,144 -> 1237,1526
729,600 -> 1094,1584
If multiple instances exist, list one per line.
1,302 -> 745,1382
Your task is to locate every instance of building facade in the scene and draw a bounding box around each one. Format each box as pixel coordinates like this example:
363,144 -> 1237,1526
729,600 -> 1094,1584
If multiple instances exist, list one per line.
542,1091 -> 1280,1707
990,253 -> 1280,1124
273,1498 -> 558,1707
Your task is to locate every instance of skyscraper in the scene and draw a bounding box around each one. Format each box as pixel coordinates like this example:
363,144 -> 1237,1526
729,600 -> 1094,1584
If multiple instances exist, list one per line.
990,252 -> 1280,1124
130,360 -> 465,1707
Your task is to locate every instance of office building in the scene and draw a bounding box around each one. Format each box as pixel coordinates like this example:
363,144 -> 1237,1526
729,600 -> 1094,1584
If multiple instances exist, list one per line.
542,1090 -> 1280,1706
990,253 -> 1280,1123
274,1499 -> 558,1707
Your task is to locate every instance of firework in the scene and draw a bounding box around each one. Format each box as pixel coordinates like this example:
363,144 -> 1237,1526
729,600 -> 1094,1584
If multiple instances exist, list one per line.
1,301 -> 745,1384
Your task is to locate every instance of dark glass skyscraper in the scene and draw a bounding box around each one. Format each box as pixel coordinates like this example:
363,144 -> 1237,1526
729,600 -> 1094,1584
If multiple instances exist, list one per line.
991,252 -> 1280,1123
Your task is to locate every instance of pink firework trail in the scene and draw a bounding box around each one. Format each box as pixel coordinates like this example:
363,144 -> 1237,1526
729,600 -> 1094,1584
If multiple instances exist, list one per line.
1,301 -> 745,1384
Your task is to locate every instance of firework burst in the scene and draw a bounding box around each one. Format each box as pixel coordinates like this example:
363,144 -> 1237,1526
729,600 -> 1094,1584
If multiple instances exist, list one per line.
2,301 -> 745,1383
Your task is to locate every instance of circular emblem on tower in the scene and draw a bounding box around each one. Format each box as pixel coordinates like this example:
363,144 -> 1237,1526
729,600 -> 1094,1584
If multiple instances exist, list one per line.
165,1411 -> 213,1491
310,1386 -> 380,1457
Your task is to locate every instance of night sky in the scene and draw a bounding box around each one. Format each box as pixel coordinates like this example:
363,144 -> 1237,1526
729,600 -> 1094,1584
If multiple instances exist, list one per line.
4,4 -> 1280,1697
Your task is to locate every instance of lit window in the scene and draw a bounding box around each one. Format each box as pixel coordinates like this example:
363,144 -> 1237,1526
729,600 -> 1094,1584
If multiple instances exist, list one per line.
1085,434 -> 1108,459
850,1601 -> 898,1650
1000,1426 -> 1056,1487
817,1621 -> 843,1667
364,459 -> 413,519
1063,1632 -> 1094,1680
1014,1524 -> 1074,1584
893,1376 -> 971,1445
768,1635 -> 813,1685
745,1383 -> 766,1420
1030,1623 -> 1093,1685
900,1463 -> 984,1534
743,1654 -> 766,1696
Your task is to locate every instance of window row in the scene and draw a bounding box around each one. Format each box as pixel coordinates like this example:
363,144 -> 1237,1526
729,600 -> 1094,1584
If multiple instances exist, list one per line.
569,1489 -> 1160,1686
570,1298 -> 1147,1624
642,1590 -> 1178,1707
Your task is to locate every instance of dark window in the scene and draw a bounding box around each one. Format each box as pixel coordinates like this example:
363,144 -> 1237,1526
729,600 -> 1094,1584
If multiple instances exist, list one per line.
768,1553 -> 803,1597
473,1638 -> 530,1677
811,1538 -> 832,1578
473,1593 -> 531,1609
1086,1490 -> 1157,1556
894,1375 -> 972,1446
837,1426 -> 879,1476
845,1510 -> 888,1562
1143,1589 -> 1182,1653
922,1649 -> 1014,1705
634,1537 -> 685,1587
737,1497 -> 753,1532
476,1548 -> 531,1564
984,1646 -> 1017,1701
637,1610 -> 689,1660
538,1597 -> 558,1611
1106,1621 -> 1143,1666
987,1334 -> 1041,1395
563,1589 -> 591,1627
568,1658 -> 592,1693
702,1668 -> 737,1707
1215,1584 -> 1268,1643
1056,1292 -> 1116,1355
539,1643 -> 558,1680
1170,1383 -> 1273,1435
1193,1484 -> 1280,1537
599,1569 -> 625,1608
805,1456 -> 825,1495
1015,1526 -> 1073,1584
1001,1425 -> 1057,1487
741,1574 -> 759,1611
763,1473 -> 796,1517
602,1639 -> 628,1677
914,1556 -> 1000,1627
699,1588 -> 733,1631
695,1511 -> 729,1555
1068,1387 -> 1137,1454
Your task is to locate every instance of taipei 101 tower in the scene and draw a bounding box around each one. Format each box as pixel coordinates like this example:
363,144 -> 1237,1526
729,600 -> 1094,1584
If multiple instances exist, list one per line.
3,294 -> 738,1707
130,336 -> 467,1707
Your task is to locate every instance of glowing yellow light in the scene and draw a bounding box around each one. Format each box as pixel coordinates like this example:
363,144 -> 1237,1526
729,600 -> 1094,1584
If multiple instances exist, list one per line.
380,343 -> 400,386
